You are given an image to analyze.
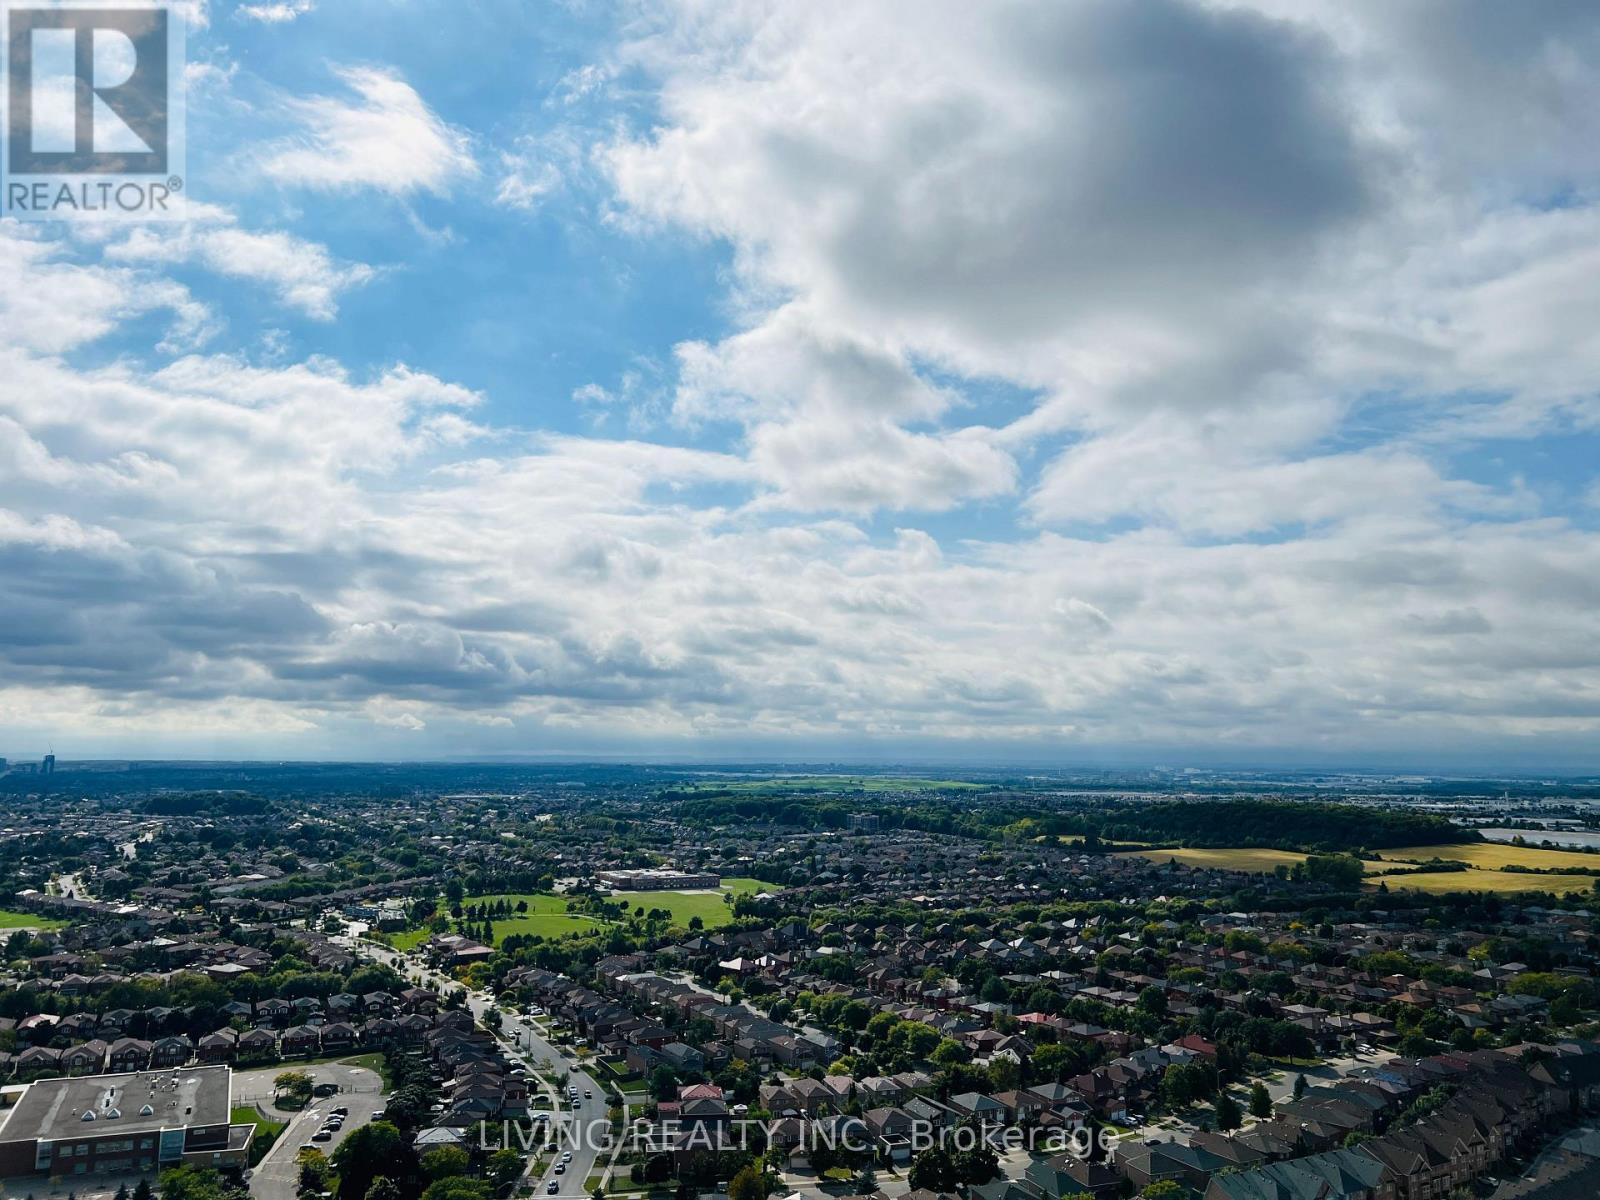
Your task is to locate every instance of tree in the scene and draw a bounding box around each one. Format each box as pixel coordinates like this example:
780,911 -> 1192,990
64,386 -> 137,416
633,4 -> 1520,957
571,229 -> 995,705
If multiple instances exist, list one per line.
157,1167 -> 232,1200
727,1164 -> 767,1200
952,1146 -> 999,1186
421,1146 -> 471,1181
297,1149 -> 331,1197
486,1148 -> 524,1189
649,1064 -> 680,1101
988,1055 -> 1022,1092
1249,1081 -> 1272,1120
420,1181 -> 492,1200
908,1148 -> 957,1193
134,1181 -> 153,1200
854,1166 -> 878,1195
332,1122 -> 408,1200
1292,1073 -> 1307,1100
1141,1183 -> 1184,1200
274,1070 -> 314,1108
1215,1092 -> 1243,1132
364,1180 -> 402,1200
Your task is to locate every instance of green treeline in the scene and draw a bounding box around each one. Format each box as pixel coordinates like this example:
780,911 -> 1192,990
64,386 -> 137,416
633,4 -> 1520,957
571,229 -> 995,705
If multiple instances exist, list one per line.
667,793 -> 1470,854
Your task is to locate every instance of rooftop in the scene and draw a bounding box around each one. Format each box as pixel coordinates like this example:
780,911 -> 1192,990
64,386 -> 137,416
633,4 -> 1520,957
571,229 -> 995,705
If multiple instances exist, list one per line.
0,1066 -> 232,1144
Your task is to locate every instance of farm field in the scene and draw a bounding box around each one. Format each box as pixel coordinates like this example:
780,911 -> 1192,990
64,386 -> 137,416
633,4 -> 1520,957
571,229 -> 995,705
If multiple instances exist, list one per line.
1379,843 -> 1600,872
1121,847 -> 1312,873
1121,845 -> 1597,894
1381,870 -> 1598,896
0,909 -> 66,931
1122,848 -> 1427,878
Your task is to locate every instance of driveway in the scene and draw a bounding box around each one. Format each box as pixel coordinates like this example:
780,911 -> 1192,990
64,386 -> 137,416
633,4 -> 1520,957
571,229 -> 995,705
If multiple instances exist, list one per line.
243,1062 -> 388,1200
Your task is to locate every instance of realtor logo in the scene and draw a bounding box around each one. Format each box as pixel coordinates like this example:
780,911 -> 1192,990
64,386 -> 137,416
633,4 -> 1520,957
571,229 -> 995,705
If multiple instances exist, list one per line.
3,1 -> 185,218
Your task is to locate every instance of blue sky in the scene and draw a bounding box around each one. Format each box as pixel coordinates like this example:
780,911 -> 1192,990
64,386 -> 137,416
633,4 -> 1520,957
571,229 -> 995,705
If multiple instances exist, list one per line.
1,0 -> 1599,767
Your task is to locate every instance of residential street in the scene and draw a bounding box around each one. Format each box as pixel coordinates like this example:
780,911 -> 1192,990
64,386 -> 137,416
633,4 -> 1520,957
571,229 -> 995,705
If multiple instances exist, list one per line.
333,933 -> 612,1198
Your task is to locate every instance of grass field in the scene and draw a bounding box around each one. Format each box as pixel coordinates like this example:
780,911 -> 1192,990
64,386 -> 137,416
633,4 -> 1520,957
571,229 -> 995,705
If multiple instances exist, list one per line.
1380,843 -> 1600,872
1381,870 -> 1598,896
612,876 -> 774,928
1121,847 -> 1312,873
462,878 -> 775,939
0,909 -> 67,931
232,1104 -> 287,1165
462,893 -> 609,943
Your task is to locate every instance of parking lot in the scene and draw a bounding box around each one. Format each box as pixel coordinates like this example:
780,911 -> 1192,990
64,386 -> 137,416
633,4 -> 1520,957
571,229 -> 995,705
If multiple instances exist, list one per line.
238,1062 -> 388,1200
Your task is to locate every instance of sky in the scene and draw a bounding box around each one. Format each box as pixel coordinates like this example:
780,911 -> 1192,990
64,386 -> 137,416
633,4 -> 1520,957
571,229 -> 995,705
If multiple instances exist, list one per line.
2,0 -> 1599,769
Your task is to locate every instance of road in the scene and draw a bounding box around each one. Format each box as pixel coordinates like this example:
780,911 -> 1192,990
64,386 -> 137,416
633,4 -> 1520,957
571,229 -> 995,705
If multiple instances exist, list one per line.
241,1062 -> 387,1200
333,933 -> 613,1198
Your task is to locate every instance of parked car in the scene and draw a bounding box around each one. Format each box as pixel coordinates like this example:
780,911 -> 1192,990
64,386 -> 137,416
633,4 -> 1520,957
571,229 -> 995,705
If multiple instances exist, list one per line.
546,1183 -> 559,1194
312,1130 -> 332,1142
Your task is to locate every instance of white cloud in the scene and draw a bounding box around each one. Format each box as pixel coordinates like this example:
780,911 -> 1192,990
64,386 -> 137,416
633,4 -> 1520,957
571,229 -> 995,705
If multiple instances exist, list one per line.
259,65 -> 478,196
104,206 -> 376,320
237,0 -> 314,23
6,0 -> 1600,762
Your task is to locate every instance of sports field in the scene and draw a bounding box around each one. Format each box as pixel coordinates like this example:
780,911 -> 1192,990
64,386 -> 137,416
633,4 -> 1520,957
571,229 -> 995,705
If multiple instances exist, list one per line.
0,909 -> 67,931
464,877 -> 775,938
608,876 -> 775,927
462,893 -> 609,942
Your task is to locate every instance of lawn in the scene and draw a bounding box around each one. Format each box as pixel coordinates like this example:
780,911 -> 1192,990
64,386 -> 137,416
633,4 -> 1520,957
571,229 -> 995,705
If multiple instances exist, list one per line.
1380,870 -> 1598,896
467,878 -> 776,933
1379,843 -> 1600,872
0,909 -> 67,931
612,877 -> 775,929
387,928 -> 430,951
463,893 -> 608,943
232,1104 -> 287,1166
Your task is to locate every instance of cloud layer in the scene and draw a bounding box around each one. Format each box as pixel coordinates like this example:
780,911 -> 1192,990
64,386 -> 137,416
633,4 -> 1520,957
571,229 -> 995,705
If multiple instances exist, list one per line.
2,0 -> 1599,764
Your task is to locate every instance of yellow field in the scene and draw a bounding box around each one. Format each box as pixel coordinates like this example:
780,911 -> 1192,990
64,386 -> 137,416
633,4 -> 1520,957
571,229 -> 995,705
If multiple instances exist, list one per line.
1119,845 -> 1595,896
1121,847 -> 1311,873
1380,843 -> 1600,872
1380,870 -> 1597,896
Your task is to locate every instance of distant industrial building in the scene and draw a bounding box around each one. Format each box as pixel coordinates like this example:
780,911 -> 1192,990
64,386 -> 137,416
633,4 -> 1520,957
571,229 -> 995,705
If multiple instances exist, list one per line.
0,1066 -> 252,1179
848,813 -> 881,833
596,868 -> 721,891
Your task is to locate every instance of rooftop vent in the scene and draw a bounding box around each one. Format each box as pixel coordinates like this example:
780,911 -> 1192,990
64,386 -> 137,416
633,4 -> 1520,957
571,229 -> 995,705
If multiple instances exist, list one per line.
140,1104 -> 155,1116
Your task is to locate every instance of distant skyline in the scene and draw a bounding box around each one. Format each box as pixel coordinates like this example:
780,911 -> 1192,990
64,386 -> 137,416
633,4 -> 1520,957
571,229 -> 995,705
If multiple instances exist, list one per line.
2,1 -> 1599,768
